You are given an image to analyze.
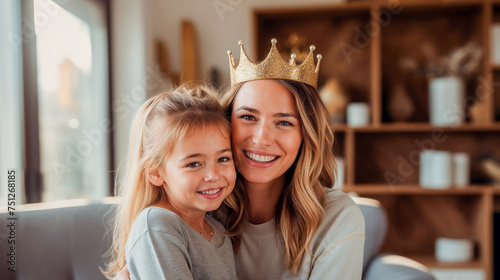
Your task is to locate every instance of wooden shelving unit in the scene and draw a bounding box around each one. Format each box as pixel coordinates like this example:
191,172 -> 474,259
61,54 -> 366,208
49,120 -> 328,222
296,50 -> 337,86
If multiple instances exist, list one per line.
254,1 -> 499,279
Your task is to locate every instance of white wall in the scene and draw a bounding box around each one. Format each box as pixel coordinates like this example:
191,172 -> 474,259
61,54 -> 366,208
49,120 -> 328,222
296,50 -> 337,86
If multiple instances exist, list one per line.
111,0 -> 173,178
111,0 -> 150,176
146,0 -> 342,88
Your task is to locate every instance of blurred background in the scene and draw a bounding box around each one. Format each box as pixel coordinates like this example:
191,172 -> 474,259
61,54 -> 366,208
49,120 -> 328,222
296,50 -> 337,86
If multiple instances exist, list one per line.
1,0 -> 500,279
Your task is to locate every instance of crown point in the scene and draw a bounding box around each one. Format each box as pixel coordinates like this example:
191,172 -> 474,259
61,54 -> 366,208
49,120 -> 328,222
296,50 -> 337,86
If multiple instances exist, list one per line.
310,45 -> 316,51
238,40 -> 244,46
291,53 -> 297,59
271,38 -> 277,45
317,54 -> 322,60
227,50 -> 232,55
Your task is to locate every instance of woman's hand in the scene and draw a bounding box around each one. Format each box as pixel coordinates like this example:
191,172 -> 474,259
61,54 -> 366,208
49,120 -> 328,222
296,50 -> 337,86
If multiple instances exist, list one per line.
113,266 -> 130,280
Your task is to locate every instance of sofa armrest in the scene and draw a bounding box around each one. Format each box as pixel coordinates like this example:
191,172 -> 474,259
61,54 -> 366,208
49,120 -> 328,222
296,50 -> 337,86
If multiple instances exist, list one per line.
352,196 -> 388,270
363,254 -> 435,280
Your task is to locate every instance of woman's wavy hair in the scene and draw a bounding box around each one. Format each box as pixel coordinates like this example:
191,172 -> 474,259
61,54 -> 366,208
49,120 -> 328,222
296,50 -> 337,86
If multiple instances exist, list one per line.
103,83 -> 231,279
218,79 -> 336,274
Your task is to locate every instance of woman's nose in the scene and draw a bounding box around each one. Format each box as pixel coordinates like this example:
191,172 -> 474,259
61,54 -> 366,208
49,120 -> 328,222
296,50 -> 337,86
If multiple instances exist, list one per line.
204,164 -> 220,182
252,123 -> 272,146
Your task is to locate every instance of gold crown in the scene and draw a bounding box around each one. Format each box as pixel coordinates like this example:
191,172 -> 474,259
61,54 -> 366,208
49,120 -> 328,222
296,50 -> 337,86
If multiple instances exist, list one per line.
227,38 -> 322,89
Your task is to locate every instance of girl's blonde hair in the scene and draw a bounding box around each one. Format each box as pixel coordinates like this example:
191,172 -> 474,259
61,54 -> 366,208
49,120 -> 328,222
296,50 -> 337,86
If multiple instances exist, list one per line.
103,83 -> 230,278
218,79 -> 336,274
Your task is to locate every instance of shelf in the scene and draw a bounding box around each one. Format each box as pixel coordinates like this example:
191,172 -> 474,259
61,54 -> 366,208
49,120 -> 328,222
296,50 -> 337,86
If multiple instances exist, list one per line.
253,0 -> 487,19
255,0 -> 486,16
342,185 -> 492,195
331,124 -> 348,132
254,2 -> 372,16
406,255 -> 485,270
377,0 -> 484,8
493,187 -> 500,195
332,123 -> 500,133
347,123 -> 500,133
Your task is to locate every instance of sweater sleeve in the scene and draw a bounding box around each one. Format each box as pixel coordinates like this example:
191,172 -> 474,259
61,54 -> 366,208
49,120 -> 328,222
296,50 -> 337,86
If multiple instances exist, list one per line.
309,233 -> 365,280
127,230 -> 194,280
307,189 -> 366,280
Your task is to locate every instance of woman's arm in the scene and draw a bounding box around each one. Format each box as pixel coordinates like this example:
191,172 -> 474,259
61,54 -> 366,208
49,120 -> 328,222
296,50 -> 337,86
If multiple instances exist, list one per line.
309,233 -> 365,280
307,190 -> 366,280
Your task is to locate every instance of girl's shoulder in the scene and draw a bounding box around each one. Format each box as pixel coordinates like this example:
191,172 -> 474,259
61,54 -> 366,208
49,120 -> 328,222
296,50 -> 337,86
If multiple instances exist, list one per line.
126,207 -> 189,255
131,207 -> 187,237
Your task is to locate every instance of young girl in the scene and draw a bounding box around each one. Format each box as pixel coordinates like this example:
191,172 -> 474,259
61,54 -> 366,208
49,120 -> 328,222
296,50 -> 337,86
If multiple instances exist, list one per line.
104,84 -> 237,280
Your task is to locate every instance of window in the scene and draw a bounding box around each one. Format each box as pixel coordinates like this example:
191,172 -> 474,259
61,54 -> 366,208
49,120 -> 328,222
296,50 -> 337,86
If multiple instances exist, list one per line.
1,0 -> 113,204
34,0 -> 111,202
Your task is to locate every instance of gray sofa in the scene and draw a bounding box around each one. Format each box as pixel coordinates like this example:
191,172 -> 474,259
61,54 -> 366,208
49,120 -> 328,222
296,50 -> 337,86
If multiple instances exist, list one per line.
0,197 -> 434,280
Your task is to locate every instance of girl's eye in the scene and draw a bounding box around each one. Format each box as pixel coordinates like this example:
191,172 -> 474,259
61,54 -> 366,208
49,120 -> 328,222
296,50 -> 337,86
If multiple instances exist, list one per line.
186,162 -> 201,168
278,120 -> 293,126
218,157 -> 232,163
241,115 -> 256,121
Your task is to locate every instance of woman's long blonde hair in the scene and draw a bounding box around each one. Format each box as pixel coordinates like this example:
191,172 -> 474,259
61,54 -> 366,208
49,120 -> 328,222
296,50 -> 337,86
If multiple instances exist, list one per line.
218,79 -> 336,274
103,83 -> 231,278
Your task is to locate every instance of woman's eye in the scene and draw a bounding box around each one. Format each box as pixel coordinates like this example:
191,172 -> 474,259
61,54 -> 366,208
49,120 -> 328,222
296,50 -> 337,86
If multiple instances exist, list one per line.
241,115 -> 256,121
186,162 -> 201,168
278,120 -> 293,126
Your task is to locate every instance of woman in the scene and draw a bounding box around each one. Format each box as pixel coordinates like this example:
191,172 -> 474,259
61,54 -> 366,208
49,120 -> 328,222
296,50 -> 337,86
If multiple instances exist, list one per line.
116,38 -> 365,279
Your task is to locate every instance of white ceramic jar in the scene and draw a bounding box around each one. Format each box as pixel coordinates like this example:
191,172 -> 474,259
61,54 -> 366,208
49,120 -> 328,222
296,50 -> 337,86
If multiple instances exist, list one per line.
429,76 -> 465,126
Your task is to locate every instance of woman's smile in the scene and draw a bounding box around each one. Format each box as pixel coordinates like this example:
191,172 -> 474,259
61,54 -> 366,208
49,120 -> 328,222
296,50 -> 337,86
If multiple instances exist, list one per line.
244,150 -> 280,163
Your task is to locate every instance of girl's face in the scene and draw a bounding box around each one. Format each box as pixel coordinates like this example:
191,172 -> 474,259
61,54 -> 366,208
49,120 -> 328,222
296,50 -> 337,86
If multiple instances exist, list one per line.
230,80 -> 303,185
161,124 -> 236,216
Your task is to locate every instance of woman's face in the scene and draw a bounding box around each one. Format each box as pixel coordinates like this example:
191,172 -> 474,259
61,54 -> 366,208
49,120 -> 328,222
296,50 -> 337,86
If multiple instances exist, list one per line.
230,80 -> 303,185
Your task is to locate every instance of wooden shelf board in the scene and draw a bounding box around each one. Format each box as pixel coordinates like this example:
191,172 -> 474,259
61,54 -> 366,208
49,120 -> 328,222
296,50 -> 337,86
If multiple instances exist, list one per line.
331,124 -> 348,132
345,123 -> 500,133
405,254 -> 485,270
377,0 -> 483,9
254,0 -> 484,19
254,2 -> 372,16
492,65 -> 500,71
342,185 -> 492,195
493,187 -> 500,195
